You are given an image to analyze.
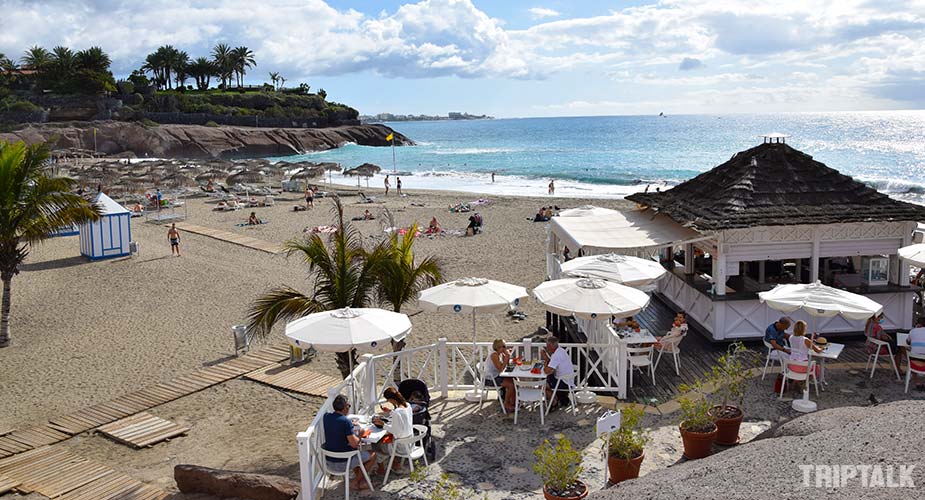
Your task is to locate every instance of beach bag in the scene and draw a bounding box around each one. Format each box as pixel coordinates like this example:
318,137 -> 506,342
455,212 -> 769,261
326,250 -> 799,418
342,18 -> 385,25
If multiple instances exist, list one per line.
773,374 -> 784,394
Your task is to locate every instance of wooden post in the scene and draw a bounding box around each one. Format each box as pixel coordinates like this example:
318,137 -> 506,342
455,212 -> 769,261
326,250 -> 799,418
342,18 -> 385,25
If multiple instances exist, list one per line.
438,338 -> 448,399
810,227 -> 821,283
715,242 -> 727,296
684,243 -> 694,275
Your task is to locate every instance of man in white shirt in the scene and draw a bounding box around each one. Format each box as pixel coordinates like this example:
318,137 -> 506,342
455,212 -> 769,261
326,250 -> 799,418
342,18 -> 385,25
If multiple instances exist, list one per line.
542,336 -> 575,409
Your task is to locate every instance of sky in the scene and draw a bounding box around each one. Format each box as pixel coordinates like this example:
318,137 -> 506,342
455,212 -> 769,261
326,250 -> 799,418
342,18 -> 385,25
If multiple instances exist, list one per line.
1,0 -> 924,117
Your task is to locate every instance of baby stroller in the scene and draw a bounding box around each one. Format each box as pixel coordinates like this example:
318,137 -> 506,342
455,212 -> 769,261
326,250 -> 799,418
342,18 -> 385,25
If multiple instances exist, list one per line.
398,378 -> 436,461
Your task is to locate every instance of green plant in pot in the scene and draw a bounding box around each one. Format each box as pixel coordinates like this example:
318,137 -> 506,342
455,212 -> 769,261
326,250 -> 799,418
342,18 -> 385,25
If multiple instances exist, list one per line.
677,378 -> 717,460
533,436 -> 588,500
607,404 -> 650,484
707,342 -> 755,446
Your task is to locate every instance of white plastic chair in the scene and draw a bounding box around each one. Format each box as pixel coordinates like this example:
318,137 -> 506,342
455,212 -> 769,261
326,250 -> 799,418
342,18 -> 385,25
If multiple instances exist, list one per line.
865,337 -> 901,380
320,447 -> 375,500
779,359 -> 819,399
476,361 -> 506,414
545,371 -> 577,416
627,346 -> 655,387
654,328 -> 686,376
761,340 -> 785,380
905,352 -> 925,393
513,379 -> 546,425
381,424 -> 429,486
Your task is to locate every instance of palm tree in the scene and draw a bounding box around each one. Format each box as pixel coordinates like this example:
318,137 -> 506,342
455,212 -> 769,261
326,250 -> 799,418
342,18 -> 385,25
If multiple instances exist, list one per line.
230,46 -> 256,87
21,46 -> 51,71
75,46 -> 111,73
376,222 -> 443,313
173,50 -> 190,89
246,197 -> 390,378
49,46 -> 77,79
211,43 -> 233,89
0,141 -> 101,347
142,51 -> 166,90
188,57 -> 215,90
268,71 -> 279,91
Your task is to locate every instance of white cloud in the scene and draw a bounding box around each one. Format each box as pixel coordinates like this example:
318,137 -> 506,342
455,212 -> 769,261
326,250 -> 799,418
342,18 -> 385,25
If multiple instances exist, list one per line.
528,7 -> 560,19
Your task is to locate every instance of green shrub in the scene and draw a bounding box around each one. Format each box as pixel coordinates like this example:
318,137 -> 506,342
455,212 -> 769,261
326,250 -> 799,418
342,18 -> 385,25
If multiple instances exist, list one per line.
9,100 -> 41,113
608,404 -> 649,459
533,436 -> 583,492
204,120 -> 219,127
140,118 -> 159,127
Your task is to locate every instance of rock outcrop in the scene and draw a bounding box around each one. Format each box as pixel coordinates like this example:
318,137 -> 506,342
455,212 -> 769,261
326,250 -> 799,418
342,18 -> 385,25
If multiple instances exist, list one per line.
0,121 -> 411,159
174,464 -> 300,500
590,400 -> 925,499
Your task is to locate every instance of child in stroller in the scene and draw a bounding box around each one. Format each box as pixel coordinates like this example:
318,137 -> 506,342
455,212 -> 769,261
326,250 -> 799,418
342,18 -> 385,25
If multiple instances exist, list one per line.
398,379 -> 436,461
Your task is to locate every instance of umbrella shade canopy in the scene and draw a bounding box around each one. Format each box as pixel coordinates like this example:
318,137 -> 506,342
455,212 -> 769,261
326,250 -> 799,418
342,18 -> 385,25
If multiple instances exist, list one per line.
418,277 -> 528,314
226,169 -> 265,185
291,165 -> 326,180
320,162 -> 342,172
195,169 -> 227,181
560,253 -> 667,287
898,243 -> 925,267
345,163 -> 381,177
285,307 -> 411,353
758,281 -> 883,320
532,278 -> 650,320
160,173 -> 197,187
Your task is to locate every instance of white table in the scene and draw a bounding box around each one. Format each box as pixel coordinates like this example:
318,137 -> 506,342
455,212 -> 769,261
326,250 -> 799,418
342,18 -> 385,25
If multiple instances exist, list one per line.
347,414 -> 388,445
612,329 -> 656,399
499,364 -> 548,380
898,332 -> 910,349
809,342 -> 844,386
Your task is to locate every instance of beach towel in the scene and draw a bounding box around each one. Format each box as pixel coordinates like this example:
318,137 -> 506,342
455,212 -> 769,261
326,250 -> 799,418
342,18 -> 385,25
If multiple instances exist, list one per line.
305,225 -> 337,234
351,216 -> 376,221
236,221 -> 268,227
411,202 -> 426,207
470,198 -> 492,206
449,203 -> 471,213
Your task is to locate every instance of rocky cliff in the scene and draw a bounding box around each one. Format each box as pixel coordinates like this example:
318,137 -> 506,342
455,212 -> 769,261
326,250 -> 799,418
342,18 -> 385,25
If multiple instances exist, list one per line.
0,121 -> 411,159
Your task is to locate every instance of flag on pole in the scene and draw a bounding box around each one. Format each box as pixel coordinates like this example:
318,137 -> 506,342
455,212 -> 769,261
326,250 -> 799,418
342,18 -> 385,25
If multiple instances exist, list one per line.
386,132 -> 394,141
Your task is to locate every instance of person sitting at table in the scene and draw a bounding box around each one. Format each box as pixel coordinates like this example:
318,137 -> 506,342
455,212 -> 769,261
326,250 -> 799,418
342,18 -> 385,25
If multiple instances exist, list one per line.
907,317 -> 925,390
655,312 -> 688,348
865,313 -> 902,374
787,320 -> 823,386
541,336 -> 575,410
323,395 -> 376,491
614,316 -> 640,331
765,317 -> 791,355
485,339 -> 516,412
371,387 -> 414,475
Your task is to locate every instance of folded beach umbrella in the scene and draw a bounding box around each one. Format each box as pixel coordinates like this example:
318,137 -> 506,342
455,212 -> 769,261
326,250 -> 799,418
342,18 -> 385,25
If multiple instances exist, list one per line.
560,254 -> 666,287
898,243 -> 925,268
532,277 -> 650,320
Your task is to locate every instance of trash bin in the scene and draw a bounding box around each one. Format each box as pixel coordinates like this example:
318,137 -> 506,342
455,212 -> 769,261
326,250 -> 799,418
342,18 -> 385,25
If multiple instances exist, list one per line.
232,325 -> 249,356
129,241 -> 139,255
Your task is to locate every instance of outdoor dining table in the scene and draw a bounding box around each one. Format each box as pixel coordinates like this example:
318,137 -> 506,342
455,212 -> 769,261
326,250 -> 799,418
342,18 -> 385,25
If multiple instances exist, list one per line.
808,341 -> 845,387
499,363 -> 548,380
898,332 -> 910,349
348,414 -> 389,445
615,329 -> 657,345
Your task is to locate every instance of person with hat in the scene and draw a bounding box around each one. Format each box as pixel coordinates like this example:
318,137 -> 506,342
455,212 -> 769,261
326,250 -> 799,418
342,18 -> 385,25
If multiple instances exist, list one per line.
322,395 -> 376,491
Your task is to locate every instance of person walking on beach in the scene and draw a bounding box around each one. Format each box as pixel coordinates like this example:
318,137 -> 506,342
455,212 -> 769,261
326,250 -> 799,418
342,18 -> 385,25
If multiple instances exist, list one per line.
384,174 -> 390,196
548,179 -> 555,195
396,176 -> 403,196
491,172 -> 495,183
304,186 -> 314,209
167,223 -> 181,257
155,188 -> 163,211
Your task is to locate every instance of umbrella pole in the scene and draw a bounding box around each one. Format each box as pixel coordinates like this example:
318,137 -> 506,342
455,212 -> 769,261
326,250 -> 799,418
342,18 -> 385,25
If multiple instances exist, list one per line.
792,315 -> 818,413
348,352 -> 356,410
465,312 -> 482,402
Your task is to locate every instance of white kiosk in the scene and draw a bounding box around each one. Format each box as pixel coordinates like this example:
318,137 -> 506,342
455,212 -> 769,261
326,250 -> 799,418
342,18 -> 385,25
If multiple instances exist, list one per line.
80,192 -> 132,260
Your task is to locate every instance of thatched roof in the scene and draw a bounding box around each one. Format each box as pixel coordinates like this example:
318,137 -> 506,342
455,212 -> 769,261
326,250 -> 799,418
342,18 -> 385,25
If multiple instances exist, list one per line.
626,142 -> 925,230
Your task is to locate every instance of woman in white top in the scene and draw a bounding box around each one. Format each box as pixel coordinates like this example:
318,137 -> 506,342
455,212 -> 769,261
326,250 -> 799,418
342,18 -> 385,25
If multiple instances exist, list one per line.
787,321 -> 823,378
372,387 -> 414,475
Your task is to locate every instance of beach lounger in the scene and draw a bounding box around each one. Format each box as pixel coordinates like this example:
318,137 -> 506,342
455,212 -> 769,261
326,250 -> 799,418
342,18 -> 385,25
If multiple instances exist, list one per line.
358,192 -> 377,203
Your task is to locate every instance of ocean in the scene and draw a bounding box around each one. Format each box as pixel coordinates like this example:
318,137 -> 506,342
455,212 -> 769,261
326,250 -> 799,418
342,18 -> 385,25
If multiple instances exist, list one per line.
268,111 -> 925,203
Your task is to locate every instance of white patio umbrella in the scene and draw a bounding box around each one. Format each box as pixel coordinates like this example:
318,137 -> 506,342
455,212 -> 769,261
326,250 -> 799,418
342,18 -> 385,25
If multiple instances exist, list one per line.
418,277 -> 528,400
285,307 -> 412,404
532,278 -> 651,321
898,243 -> 925,267
759,281 -> 883,412
560,253 -> 667,287
557,205 -> 620,217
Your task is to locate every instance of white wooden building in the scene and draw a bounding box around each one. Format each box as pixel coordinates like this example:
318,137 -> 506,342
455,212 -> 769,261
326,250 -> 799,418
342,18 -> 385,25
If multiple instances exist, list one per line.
79,192 -> 132,260
548,139 -> 925,341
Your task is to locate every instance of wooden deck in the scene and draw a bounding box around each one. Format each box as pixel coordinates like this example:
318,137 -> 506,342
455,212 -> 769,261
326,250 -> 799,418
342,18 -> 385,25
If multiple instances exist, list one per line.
175,222 -> 283,254
244,362 -> 343,397
97,413 -> 190,449
0,345 -> 290,461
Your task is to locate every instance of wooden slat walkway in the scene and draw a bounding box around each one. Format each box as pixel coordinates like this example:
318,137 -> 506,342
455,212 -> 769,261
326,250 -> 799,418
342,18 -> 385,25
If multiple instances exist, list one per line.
175,222 -> 283,254
0,446 -> 167,499
245,362 -> 343,396
97,412 -> 190,449
0,475 -> 19,495
0,345 -> 290,462
57,471 -> 168,500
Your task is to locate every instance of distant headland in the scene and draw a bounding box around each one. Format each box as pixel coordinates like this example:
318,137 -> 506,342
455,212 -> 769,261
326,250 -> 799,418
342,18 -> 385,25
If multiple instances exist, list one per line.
360,111 -> 493,123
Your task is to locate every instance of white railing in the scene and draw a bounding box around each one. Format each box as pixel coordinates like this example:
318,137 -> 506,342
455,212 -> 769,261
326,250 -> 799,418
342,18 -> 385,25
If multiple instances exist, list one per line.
298,336 -> 630,500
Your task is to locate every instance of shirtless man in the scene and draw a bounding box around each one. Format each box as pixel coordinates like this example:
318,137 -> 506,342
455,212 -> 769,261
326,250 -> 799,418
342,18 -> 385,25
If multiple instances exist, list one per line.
167,224 -> 181,256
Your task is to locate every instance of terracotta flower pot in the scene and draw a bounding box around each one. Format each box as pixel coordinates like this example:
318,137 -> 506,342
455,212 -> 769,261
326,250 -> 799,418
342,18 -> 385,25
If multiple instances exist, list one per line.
710,405 -> 744,446
608,450 -> 645,484
543,481 -> 589,500
679,423 -> 717,460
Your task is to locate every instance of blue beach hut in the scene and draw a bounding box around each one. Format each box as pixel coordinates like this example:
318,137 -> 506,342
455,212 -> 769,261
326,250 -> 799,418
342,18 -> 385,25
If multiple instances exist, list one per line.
79,192 -> 132,259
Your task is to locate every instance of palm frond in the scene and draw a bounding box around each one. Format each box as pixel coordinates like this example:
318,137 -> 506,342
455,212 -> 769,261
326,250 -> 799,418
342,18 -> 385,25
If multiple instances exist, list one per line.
245,286 -> 322,341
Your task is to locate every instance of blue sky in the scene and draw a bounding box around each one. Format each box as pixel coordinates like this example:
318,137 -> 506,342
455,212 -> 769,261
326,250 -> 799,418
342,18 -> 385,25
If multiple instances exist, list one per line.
2,0 -> 924,117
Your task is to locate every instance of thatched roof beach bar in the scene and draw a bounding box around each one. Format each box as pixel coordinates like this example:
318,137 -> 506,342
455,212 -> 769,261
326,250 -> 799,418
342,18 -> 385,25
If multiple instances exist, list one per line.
549,138 -> 925,340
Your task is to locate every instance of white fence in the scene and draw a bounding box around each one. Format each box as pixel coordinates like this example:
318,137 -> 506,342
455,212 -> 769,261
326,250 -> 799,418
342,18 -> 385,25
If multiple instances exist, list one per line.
296,337 -> 630,500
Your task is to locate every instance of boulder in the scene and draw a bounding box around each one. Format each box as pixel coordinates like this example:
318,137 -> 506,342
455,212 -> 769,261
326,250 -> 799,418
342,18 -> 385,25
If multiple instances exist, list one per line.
174,464 -> 299,500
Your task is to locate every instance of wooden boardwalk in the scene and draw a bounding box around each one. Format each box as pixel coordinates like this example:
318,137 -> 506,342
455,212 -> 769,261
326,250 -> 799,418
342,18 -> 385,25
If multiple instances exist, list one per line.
245,362 -> 343,397
0,345 -> 290,461
175,222 -> 283,254
97,413 -> 190,449
0,446 -> 167,499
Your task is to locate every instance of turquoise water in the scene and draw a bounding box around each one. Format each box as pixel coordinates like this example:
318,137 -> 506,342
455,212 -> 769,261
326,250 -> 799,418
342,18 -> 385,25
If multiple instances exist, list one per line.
270,111 -> 925,201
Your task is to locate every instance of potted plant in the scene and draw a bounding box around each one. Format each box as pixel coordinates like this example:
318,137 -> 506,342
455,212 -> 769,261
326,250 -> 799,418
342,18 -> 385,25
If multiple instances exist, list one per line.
607,404 -> 649,484
707,342 -> 754,446
677,379 -> 717,459
533,436 -> 588,500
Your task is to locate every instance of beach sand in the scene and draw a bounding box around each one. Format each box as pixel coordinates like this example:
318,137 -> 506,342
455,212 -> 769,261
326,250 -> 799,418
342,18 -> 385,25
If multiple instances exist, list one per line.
2,184 -> 631,495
